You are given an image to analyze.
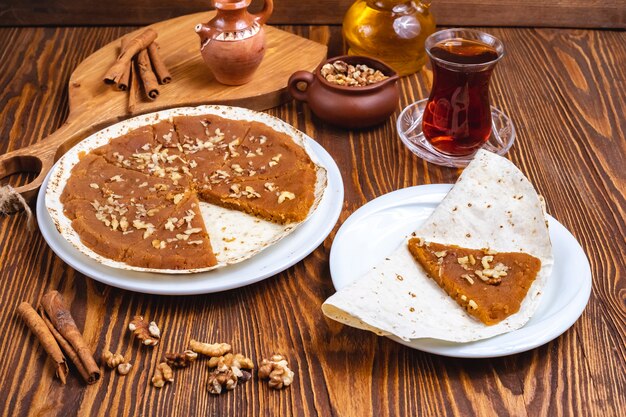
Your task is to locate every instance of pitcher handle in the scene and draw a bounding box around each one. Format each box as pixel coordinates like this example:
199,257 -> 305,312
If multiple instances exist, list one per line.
254,0 -> 274,25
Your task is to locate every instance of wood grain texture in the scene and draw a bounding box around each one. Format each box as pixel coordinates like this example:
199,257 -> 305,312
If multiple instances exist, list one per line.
0,0 -> 624,28
0,24 -> 625,417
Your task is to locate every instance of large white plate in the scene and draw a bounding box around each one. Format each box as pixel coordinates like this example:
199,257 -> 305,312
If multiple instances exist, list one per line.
329,184 -> 592,358
37,139 -> 343,295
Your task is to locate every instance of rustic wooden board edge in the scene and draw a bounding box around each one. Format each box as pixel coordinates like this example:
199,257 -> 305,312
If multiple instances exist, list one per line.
0,1 -> 624,29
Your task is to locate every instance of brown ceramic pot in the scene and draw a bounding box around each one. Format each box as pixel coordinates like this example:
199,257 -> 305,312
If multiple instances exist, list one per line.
195,0 -> 273,86
288,55 -> 400,129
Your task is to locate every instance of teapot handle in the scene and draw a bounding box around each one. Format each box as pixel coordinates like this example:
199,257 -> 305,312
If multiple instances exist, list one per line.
253,0 -> 274,25
288,71 -> 314,103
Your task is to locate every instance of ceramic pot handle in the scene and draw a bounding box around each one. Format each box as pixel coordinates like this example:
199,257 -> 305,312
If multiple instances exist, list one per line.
288,71 -> 314,102
254,0 -> 274,25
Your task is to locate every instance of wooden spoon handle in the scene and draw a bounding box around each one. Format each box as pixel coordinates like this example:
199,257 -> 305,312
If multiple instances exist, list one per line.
0,120 -> 92,203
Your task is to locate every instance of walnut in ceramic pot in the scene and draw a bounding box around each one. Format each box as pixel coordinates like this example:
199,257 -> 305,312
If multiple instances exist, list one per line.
320,60 -> 389,87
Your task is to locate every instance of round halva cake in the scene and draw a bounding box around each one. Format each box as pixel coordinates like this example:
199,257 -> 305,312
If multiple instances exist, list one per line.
48,106 -> 326,273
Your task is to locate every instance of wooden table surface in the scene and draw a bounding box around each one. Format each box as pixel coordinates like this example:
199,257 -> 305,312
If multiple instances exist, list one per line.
0,24 -> 624,417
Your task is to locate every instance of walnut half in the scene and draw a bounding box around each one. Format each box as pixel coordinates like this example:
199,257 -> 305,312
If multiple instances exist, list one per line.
258,354 -> 294,389
165,350 -> 198,368
207,362 -> 238,395
128,315 -> 160,346
102,349 -> 132,376
206,352 -> 254,394
189,339 -> 231,357
151,362 -> 174,388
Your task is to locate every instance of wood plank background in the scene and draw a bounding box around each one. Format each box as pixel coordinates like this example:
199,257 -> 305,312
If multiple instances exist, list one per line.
0,0 -> 624,28
0,24 -> 625,416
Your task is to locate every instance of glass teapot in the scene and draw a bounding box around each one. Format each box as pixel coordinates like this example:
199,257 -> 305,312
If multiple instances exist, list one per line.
343,0 -> 436,76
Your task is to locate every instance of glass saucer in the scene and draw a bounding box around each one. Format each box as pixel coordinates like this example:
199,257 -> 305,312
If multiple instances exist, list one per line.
396,99 -> 516,168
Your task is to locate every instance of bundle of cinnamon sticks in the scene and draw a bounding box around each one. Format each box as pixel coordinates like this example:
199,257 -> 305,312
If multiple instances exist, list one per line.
18,291 -> 100,384
103,28 -> 172,114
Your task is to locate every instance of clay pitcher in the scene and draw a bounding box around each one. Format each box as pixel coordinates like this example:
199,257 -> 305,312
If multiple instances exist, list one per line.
195,0 -> 274,85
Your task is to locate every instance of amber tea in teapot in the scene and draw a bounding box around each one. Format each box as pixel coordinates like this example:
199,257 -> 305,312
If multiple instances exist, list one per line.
422,29 -> 504,156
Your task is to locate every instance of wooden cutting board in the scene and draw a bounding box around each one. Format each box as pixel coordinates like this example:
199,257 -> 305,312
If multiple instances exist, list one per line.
0,12 -> 327,203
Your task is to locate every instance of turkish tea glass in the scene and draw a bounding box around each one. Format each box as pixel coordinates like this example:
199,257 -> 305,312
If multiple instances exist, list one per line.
422,29 -> 504,156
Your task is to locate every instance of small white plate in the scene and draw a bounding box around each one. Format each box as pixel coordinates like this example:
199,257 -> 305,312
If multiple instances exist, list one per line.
329,184 -> 592,358
37,139 -> 344,295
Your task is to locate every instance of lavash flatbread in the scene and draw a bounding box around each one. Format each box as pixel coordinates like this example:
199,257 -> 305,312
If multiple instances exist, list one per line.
322,150 -> 553,342
45,105 -> 327,274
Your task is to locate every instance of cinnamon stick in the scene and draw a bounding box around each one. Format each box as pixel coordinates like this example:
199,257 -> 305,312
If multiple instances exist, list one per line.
41,314 -> 92,383
103,28 -> 157,85
39,291 -> 100,384
128,59 -> 140,114
17,302 -> 69,384
137,48 -> 160,100
147,42 -> 172,84
117,37 -> 132,91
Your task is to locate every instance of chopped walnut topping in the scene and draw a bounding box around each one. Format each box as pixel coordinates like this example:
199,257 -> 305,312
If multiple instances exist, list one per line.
172,193 -> 185,204
231,163 -> 244,173
211,170 -> 230,183
89,183 -> 99,189
119,217 -> 129,232
457,256 -> 472,271
152,239 -> 166,249
468,300 -> 478,310
184,227 -> 203,235
461,274 -> 475,285
481,255 -> 494,270
259,135 -> 267,145
111,216 -> 119,231
133,219 -> 156,239
434,250 -> 447,258
243,186 -> 260,199
228,139 -> 240,157
277,191 -> 295,204
480,262 -> 509,284
229,184 -> 241,198
164,217 -> 177,231
264,182 -> 276,192
109,175 -> 123,182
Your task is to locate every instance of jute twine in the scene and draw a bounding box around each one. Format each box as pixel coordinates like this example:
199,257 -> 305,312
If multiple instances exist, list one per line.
0,185 -> 34,230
